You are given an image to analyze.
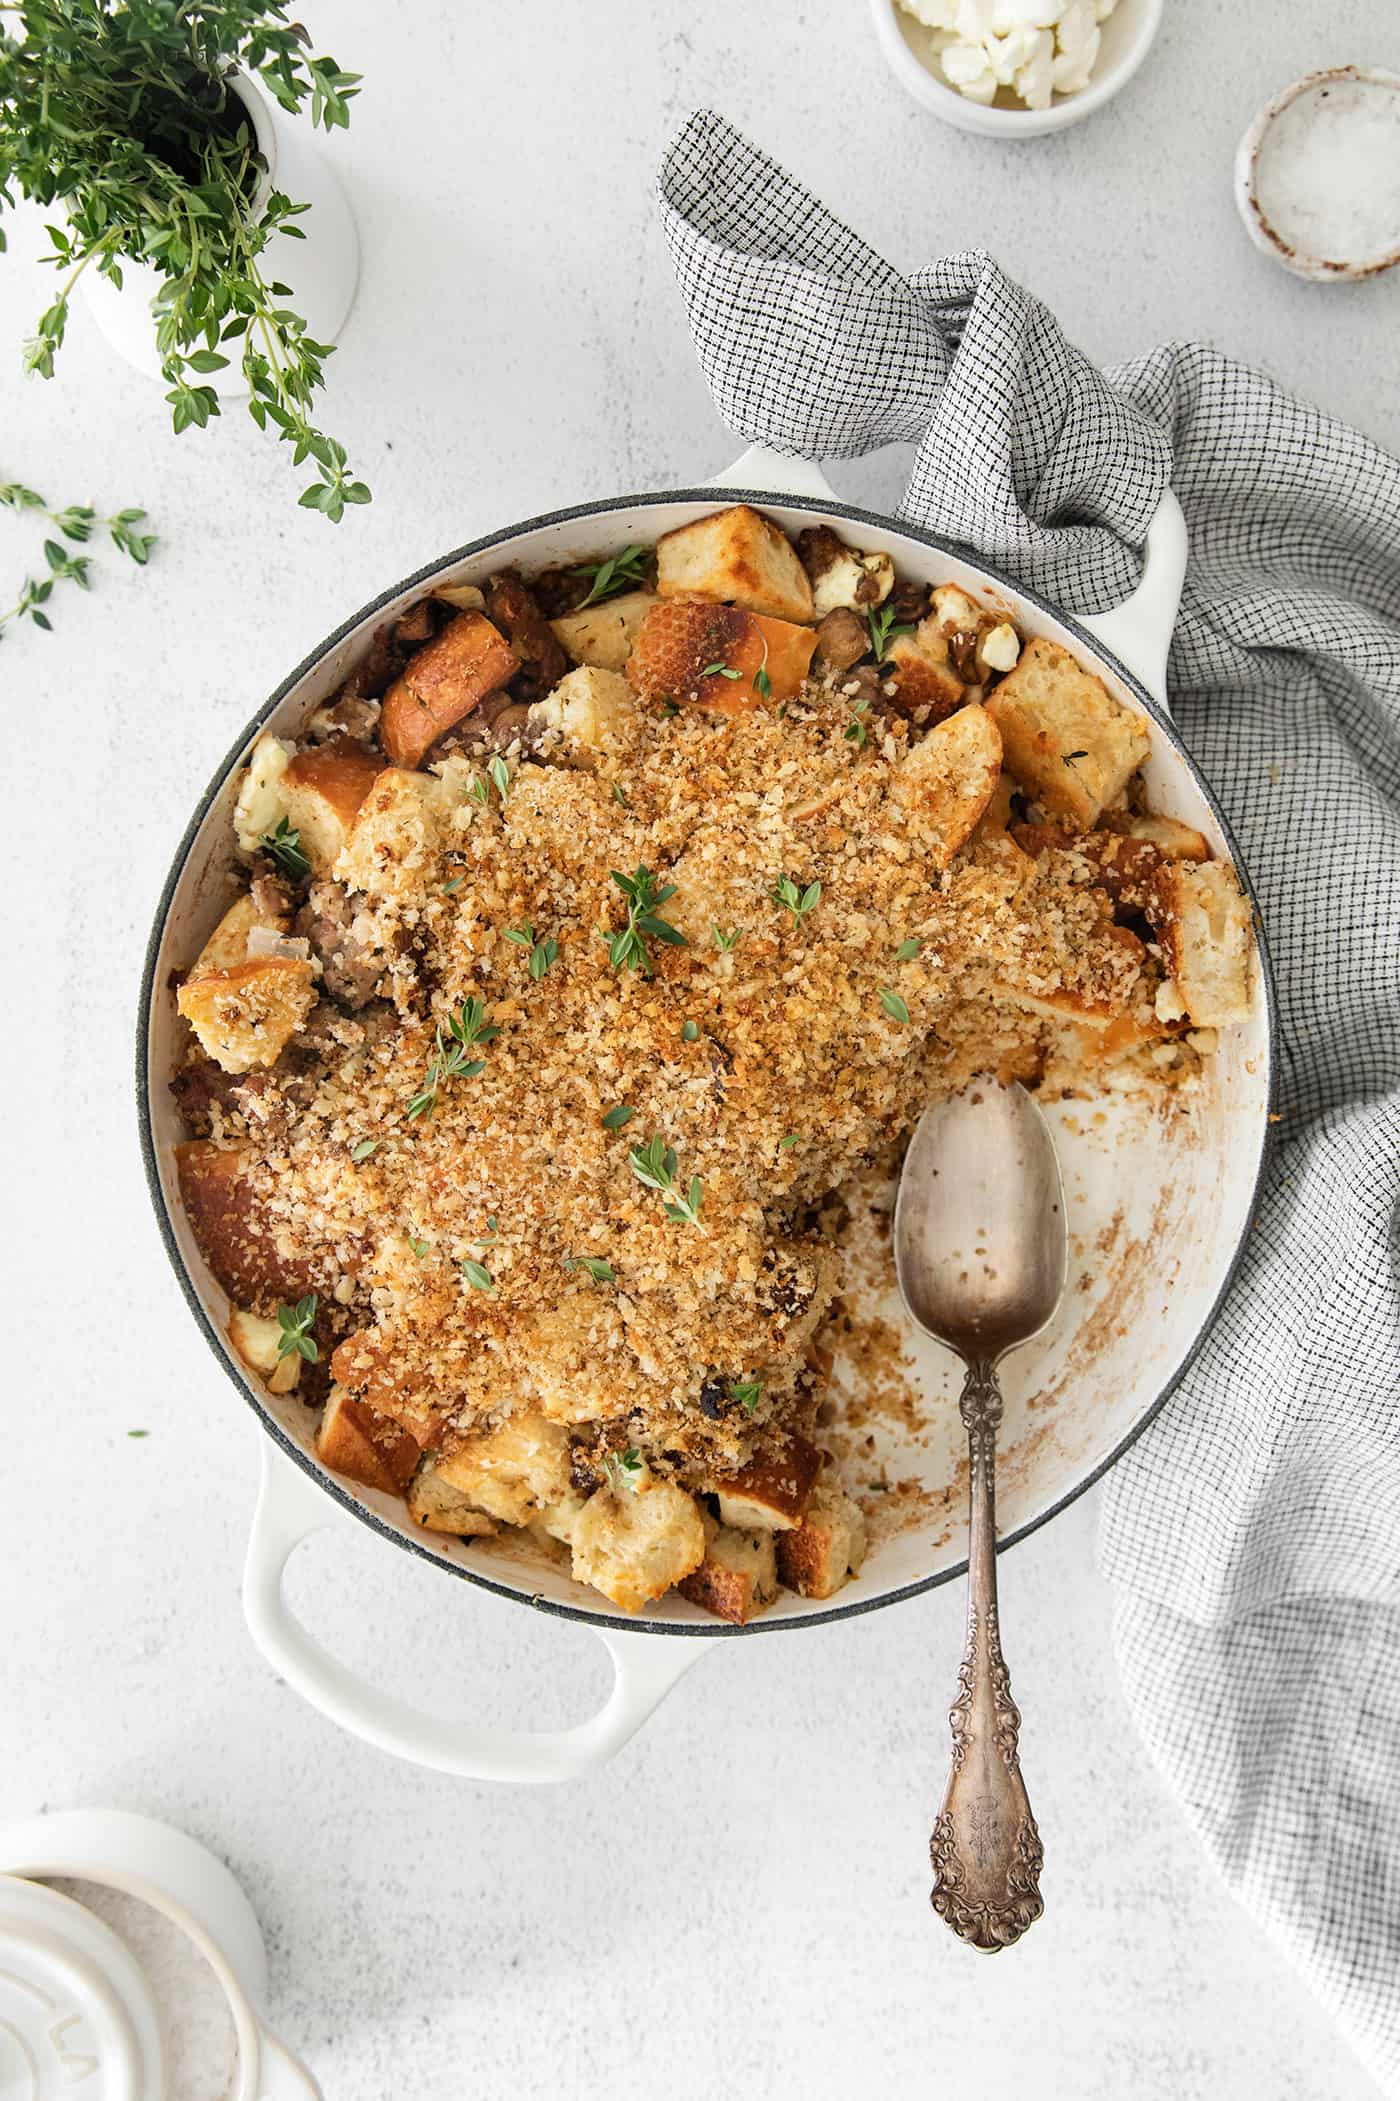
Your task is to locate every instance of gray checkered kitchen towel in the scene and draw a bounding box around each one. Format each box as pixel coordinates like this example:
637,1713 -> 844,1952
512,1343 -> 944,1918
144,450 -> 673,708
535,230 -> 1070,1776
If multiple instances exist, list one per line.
658,111 -> 1400,2090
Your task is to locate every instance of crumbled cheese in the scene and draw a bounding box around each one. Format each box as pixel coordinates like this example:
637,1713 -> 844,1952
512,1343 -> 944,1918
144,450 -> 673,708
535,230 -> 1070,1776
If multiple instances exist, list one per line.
232,734 -> 292,853
979,622 -> 1021,672
898,0 -> 1117,109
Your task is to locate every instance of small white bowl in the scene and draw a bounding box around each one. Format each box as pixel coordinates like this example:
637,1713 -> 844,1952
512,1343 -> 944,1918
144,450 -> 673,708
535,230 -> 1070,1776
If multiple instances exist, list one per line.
869,0 -> 1163,138
1235,67 -> 1400,282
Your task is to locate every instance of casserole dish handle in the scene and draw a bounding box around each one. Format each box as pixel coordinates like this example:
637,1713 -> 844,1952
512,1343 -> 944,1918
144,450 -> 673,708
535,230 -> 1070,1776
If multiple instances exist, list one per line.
243,1448 -> 705,1783
709,446 -> 1187,710
1075,488 -> 1187,710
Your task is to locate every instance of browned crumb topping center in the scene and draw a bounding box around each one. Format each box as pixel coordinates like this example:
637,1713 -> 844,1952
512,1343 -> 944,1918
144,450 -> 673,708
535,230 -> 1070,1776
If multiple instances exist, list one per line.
226,685 -> 1144,1482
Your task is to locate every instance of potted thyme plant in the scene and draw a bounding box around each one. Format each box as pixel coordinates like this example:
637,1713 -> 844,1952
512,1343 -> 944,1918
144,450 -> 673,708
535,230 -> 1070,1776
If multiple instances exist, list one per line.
0,0 -> 370,520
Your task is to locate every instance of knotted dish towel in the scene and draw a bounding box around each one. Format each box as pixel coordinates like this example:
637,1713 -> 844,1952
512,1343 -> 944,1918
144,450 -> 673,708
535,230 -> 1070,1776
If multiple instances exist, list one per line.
658,111 -> 1400,2091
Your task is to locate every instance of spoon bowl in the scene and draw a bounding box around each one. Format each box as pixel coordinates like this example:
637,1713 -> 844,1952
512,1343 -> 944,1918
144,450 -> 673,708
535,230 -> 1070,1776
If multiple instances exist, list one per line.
894,1078 -> 1068,1361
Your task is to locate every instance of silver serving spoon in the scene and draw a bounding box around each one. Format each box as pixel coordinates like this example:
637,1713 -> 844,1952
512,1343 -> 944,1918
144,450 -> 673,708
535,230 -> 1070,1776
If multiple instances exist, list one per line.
893,1077 -> 1068,1951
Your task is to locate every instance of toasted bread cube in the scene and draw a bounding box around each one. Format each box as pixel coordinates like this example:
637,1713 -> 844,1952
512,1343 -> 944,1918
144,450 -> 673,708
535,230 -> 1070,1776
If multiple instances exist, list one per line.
380,611 -> 519,769
890,703 -> 1003,869
317,1385 -> 421,1495
886,619 -> 966,721
551,590 -> 657,672
175,1141 -> 318,1307
233,734 -> 294,854
177,949 -> 317,1074
528,664 -> 636,754
714,1433 -> 822,1533
656,505 -> 813,623
1123,813 -> 1210,861
1012,822 -> 1165,913
570,1475 -> 706,1613
974,771 -> 1017,841
189,894 -> 281,979
777,1478 -> 867,1600
986,636 -> 1150,831
433,1410 -> 573,1528
407,1458 -> 498,1536
277,742 -> 384,875
1152,861 -> 1253,1028
329,1329 -> 455,1452
628,598 -> 816,711
533,1491 -> 589,1547
679,1512 -> 778,1624
227,1306 -> 301,1394
333,767 -> 444,901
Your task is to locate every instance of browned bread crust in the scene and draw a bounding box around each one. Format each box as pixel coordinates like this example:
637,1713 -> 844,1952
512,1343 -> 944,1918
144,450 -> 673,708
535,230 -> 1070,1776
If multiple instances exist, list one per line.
176,1141 -> 318,1308
380,611 -> 518,768
714,1433 -> 822,1531
317,1385 -> 421,1493
628,598 -> 816,712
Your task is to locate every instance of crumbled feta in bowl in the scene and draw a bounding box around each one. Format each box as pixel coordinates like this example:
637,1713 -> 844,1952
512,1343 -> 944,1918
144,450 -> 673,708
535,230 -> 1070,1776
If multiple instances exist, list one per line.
871,0 -> 1161,136
898,0 -> 1116,110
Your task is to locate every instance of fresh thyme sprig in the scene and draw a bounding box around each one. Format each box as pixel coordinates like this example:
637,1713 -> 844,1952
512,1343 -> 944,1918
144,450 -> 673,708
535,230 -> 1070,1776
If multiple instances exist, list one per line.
503,922 -> 558,980
628,1132 -> 703,1225
0,481 -> 154,640
844,697 -> 871,749
602,1446 -> 644,1493
460,1258 -> 494,1292
406,996 -> 499,1120
565,1255 -> 616,1284
468,755 -> 512,807
878,988 -> 910,1024
700,660 -> 741,681
1,5 -> 368,520
894,937 -> 921,962
261,817 -> 310,880
729,1377 -> 763,1416
772,874 -> 821,922
601,1103 -> 635,1132
276,1294 -> 318,1362
866,603 -> 913,665
713,925 -> 741,953
605,866 -> 687,975
574,544 -> 649,607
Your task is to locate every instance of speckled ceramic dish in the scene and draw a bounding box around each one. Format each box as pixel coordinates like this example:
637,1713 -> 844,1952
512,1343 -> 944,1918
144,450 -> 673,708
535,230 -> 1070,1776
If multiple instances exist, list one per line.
1236,66 -> 1400,281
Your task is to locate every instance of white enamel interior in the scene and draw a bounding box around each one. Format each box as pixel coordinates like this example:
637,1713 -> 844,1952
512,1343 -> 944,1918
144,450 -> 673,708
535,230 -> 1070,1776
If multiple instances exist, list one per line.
144,493 -> 1271,1634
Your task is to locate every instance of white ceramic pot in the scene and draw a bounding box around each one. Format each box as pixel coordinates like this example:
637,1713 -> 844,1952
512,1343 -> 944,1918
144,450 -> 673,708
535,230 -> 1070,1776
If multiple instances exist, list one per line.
80,70 -> 359,396
138,447 -> 1275,1785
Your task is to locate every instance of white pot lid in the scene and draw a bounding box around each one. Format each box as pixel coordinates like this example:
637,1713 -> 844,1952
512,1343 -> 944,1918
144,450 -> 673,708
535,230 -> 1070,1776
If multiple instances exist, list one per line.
0,1875 -> 165,2101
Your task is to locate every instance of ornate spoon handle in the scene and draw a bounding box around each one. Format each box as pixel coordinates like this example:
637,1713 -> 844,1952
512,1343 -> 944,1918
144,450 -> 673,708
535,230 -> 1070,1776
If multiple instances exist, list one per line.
929,1360 -> 1044,1950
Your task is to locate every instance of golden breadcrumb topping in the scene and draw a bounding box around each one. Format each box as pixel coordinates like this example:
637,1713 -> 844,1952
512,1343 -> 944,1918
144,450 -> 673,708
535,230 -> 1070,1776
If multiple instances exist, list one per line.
197,674 -> 1163,1488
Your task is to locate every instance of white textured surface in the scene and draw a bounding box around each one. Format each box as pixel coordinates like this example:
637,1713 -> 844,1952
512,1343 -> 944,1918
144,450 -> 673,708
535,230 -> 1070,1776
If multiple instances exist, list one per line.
1,2 -> 1395,2096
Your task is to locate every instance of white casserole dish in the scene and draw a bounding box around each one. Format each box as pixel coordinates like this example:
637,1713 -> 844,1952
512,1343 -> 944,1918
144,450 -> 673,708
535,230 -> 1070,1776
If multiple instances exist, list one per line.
138,448 -> 1274,1782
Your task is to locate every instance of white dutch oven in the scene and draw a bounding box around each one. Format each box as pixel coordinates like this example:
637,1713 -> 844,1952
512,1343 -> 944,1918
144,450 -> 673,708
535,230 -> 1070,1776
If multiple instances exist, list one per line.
138,448 -> 1275,1783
